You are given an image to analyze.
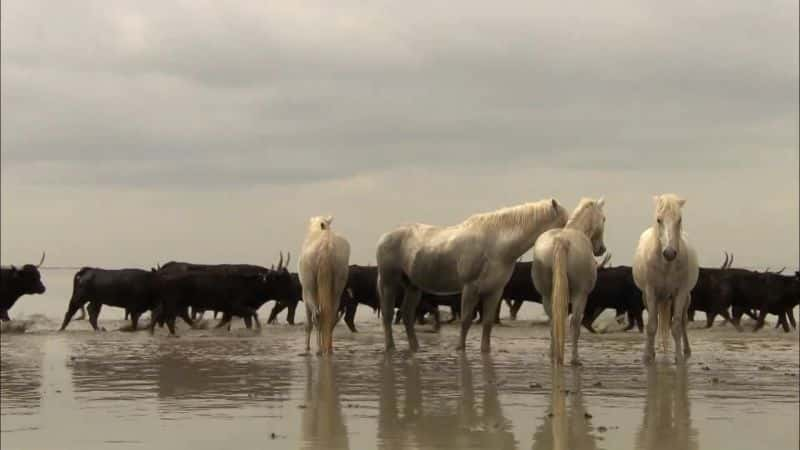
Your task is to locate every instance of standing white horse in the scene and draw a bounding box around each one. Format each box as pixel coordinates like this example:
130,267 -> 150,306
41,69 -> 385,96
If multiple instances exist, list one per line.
376,198 -> 569,353
299,216 -> 350,355
531,198 -> 607,366
633,194 -> 699,364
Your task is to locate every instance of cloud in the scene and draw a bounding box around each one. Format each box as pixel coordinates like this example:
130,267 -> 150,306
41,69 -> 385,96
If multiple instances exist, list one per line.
1,0 -> 797,268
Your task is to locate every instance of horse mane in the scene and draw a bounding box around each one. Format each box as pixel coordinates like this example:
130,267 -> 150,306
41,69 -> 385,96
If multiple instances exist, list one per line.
565,198 -> 602,231
461,200 -> 553,230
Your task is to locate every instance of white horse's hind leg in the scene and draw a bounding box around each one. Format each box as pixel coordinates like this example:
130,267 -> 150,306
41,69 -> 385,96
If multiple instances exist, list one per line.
401,286 -> 422,352
304,304 -> 313,353
378,275 -> 400,352
479,288 -> 504,353
456,283 -> 481,351
642,288 -> 658,364
570,293 -> 587,366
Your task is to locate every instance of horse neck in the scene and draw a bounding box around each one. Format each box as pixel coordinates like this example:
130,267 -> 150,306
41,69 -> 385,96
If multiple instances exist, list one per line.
494,217 -> 552,261
565,212 -> 593,238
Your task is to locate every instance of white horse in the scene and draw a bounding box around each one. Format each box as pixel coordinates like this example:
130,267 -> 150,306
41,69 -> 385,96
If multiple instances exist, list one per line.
298,216 -> 350,355
531,198 -> 607,366
376,198 -> 569,352
633,194 -> 699,364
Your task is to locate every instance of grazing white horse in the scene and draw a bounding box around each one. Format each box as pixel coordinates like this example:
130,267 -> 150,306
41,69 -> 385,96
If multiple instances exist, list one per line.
376,198 -> 569,352
531,198 -> 607,366
299,216 -> 350,355
633,194 -> 699,364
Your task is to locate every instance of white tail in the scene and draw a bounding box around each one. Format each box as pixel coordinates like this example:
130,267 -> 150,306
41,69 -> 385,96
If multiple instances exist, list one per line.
551,237 -> 570,365
657,301 -> 671,353
316,241 -> 337,355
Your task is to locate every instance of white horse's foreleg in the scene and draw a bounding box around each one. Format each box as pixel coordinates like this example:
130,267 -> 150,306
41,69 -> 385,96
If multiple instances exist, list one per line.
682,294 -> 691,358
479,288 -> 504,353
643,288 -> 658,364
401,286 -> 422,352
673,292 -> 690,363
570,293 -> 587,366
456,283 -> 481,351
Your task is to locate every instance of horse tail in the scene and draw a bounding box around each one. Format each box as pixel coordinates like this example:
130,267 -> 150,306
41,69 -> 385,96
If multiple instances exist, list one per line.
551,236 -> 570,365
657,300 -> 671,353
316,238 -> 337,354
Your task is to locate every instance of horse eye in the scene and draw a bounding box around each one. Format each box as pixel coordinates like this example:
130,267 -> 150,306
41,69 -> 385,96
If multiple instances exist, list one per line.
657,218 -> 662,224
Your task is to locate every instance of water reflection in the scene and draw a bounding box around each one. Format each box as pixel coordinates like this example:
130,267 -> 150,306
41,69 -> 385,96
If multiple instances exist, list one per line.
68,339 -> 291,411
0,340 -> 43,414
378,354 -> 516,450
635,365 -> 698,450
532,367 -> 599,450
301,357 -> 350,450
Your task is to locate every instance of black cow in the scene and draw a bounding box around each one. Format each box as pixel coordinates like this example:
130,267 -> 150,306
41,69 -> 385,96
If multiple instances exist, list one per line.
60,267 -> 160,331
335,264 -> 445,332
503,262 -> 541,320
582,265 -> 643,333
150,270 -> 282,335
732,271 -> 799,332
0,253 -> 46,321
266,273 -> 303,325
155,253 -> 294,327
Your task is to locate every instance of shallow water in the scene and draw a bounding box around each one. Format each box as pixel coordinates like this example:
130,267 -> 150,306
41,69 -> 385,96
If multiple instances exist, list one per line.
2,313 -> 798,450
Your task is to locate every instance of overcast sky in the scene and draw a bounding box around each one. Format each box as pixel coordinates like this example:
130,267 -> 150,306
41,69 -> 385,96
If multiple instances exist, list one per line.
1,1 -> 797,271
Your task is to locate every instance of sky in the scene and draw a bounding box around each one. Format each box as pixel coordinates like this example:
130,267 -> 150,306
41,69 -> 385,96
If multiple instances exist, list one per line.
1,1 -> 798,271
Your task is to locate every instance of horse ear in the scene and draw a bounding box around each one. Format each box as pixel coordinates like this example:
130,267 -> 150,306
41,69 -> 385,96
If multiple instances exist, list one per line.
677,198 -> 687,207
652,195 -> 660,205
325,215 -> 334,225
596,197 -> 605,209
551,199 -> 559,210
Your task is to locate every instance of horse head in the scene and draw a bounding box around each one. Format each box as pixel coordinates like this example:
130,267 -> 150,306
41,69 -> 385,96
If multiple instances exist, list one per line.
653,194 -> 686,262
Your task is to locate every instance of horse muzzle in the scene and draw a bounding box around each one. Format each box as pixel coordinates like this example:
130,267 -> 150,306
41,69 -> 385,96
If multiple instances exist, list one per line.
662,248 -> 677,261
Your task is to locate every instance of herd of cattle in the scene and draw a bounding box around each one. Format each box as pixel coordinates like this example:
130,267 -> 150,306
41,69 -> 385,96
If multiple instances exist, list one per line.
1,251 -> 798,335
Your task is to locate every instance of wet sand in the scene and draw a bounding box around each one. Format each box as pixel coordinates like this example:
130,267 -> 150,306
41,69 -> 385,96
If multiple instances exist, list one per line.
2,313 -> 798,450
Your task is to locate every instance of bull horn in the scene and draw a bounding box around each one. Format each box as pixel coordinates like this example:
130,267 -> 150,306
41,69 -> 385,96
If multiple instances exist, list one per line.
285,252 -> 291,268
721,252 -> 729,269
278,252 -> 284,270
37,251 -> 46,268
777,267 -> 786,275
728,253 -> 734,268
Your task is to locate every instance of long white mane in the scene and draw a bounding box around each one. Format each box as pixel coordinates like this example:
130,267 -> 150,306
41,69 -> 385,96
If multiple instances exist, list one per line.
461,199 -> 559,230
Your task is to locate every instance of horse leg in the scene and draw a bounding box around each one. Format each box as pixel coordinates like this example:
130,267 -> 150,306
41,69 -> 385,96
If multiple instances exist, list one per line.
378,273 -> 401,352
672,296 -> 687,364
400,286 -> 422,352
303,304 -> 313,353
479,289 -> 503,353
456,283 -> 481,352
642,289 -> 657,364
788,308 -> 797,329
570,294 -> 587,366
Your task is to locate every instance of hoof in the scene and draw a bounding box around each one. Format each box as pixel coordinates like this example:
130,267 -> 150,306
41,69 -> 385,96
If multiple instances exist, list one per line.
571,359 -> 583,367
642,353 -> 655,365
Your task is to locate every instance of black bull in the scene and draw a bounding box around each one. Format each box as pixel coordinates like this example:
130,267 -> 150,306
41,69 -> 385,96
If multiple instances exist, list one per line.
1,258 -> 47,321
150,271 -> 283,335
331,263 -> 646,334
154,261 -> 296,328
60,267 -> 159,331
